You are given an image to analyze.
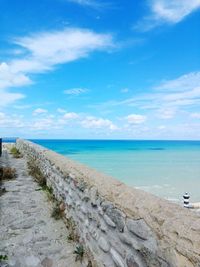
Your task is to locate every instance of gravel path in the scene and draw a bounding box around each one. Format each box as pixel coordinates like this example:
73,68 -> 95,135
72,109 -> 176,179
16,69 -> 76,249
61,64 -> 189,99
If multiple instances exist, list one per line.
0,149 -> 82,267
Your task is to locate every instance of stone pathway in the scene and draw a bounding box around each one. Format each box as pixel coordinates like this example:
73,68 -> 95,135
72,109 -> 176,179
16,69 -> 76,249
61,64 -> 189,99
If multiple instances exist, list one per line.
0,149 -> 82,267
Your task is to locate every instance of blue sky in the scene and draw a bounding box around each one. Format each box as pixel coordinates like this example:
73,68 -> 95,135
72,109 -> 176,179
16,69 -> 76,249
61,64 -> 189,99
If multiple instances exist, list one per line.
0,0 -> 200,139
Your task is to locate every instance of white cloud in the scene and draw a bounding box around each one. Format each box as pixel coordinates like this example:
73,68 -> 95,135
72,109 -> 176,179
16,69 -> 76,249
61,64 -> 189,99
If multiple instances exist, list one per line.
151,0 -> 200,23
12,28 -> 114,74
33,108 -> 48,115
163,87 -> 200,102
191,113 -> 200,119
97,71 -> 200,114
57,108 -> 67,113
67,0 -> 100,8
81,116 -> 117,130
63,112 -> 79,120
135,0 -> 200,31
0,28 -> 114,107
64,88 -> 89,95
0,62 -> 28,107
0,113 -> 25,128
120,88 -> 129,93
31,118 -> 56,131
0,89 -> 25,108
125,114 -> 147,124
156,72 -> 200,91
1,110 -> 118,134
158,125 -> 166,130
0,62 -> 31,90
0,112 -> 6,120
157,108 -> 176,119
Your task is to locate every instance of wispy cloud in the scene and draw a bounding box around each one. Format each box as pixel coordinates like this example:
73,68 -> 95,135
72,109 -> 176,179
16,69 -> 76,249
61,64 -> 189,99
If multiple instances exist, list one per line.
12,28 -> 114,74
63,112 -> 79,120
33,108 -> 48,116
135,0 -> 200,31
156,71 -> 200,91
0,62 -> 28,107
57,108 -> 67,113
157,108 -> 176,119
191,113 -> 200,119
0,90 -> 25,108
67,0 -> 111,10
0,28 -> 114,106
120,88 -> 129,93
90,71 -> 200,120
64,88 -> 89,96
67,0 -> 100,8
0,62 -> 31,90
125,114 -> 147,124
0,112 -> 25,128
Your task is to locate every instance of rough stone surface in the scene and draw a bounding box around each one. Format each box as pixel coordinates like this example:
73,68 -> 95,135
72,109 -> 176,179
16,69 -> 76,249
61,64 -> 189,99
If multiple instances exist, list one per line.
25,255 -> 40,266
41,257 -> 53,267
14,139 -> 200,267
0,149 -> 81,267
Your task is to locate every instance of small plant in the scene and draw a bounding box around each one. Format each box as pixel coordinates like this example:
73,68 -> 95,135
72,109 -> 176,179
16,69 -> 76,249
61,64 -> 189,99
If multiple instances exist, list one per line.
0,167 -> 17,181
66,217 -> 79,242
74,244 -> 85,262
0,254 -> 8,261
0,168 -> 3,180
27,160 -> 46,187
67,230 -> 79,242
87,260 -> 93,267
43,186 -> 55,201
10,147 -> 21,158
51,202 -> 62,220
0,186 -> 7,196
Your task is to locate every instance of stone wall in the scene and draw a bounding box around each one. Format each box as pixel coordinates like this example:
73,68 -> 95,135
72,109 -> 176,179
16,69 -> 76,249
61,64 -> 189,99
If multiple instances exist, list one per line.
16,139 -> 200,267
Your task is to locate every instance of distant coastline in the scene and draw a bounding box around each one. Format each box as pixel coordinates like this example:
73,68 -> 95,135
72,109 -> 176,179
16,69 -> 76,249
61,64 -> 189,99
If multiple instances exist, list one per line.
28,139 -> 200,203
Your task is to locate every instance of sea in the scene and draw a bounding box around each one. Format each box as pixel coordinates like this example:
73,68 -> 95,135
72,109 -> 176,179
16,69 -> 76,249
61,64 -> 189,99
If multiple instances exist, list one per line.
29,140 -> 200,203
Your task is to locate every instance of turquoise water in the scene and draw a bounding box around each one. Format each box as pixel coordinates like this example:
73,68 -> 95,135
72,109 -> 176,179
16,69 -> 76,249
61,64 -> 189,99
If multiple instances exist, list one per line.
31,140 -> 200,203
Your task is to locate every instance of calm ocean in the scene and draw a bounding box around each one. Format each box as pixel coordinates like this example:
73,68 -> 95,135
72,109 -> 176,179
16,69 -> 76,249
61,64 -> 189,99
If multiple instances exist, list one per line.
31,139 -> 200,203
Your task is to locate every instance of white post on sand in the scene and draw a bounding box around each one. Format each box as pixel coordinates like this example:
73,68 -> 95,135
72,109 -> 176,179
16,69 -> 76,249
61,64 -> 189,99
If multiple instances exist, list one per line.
183,192 -> 191,208
183,192 -> 200,209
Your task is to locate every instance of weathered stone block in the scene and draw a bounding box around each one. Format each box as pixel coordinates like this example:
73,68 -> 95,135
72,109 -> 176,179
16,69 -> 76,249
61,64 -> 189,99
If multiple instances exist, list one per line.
126,219 -> 152,240
99,220 -> 108,232
105,208 -> 125,232
90,187 -> 98,207
104,214 -> 116,228
98,236 -> 110,252
98,206 -> 104,216
126,254 -> 140,267
80,205 -> 88,214
101,201 -> 114,211
110,248 -> 125,267
118,233 -> 133,246
89,226 -> 99,240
